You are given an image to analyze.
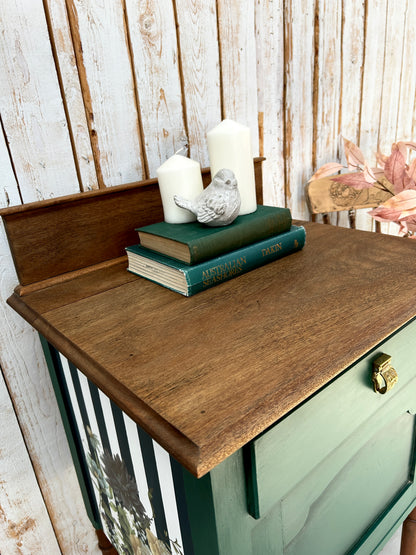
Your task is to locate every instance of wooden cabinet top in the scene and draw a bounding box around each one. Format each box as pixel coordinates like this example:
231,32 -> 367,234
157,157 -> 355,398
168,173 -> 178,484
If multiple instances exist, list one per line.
2,165 -> 416,477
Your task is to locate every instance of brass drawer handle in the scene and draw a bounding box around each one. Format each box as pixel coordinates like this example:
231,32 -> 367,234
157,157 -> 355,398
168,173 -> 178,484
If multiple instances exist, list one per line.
372,354 -> 398,394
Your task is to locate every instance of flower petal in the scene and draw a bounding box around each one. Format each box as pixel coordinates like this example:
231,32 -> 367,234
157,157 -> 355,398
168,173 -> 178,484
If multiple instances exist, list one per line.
399,141 -> 416,152
331,172 -> 375,189
343,137 -> 365,170
406,158 -> 416,182
363,164 -> 377,183
384,146 -> 407,193
368,205 -> 401,222
378,190 -> 416,220
376,151 -> 388,169
308,162 -> 345,182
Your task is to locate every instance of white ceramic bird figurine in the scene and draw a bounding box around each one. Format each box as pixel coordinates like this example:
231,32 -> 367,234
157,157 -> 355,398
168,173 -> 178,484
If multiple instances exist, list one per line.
174,168 -> 241,226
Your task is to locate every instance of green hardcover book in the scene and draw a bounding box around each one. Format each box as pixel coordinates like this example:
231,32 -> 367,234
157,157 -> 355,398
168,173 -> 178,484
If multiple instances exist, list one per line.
136,204 -> 292,265
126,225 -> 306,297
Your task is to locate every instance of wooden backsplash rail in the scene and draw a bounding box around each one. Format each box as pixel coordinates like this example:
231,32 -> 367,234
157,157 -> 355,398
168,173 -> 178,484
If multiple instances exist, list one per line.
0,158 -> 264,292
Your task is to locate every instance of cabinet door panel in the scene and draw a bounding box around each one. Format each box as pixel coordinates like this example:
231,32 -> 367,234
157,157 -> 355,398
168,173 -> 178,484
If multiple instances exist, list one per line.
282,406 -> 415,554
249,319 -> 416,519
245,319 -> 416,554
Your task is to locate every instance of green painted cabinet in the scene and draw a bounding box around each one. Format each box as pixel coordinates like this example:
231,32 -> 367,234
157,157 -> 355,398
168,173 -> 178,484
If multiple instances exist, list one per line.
2,183 -> 416,555
243,318 -> 416,554
41,318 -> 416,555
184,319 -> 416,555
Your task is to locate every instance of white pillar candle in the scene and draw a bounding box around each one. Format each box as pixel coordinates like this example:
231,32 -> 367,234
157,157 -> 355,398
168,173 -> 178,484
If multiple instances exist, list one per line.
156,154 -> 204,223
207,119 -> 257,215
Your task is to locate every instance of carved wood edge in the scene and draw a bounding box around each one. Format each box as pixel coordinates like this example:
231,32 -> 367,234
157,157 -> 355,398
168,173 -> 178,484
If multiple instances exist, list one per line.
14,256 -> 127,296
7,281 -> 276,479
6,289 -> 206,477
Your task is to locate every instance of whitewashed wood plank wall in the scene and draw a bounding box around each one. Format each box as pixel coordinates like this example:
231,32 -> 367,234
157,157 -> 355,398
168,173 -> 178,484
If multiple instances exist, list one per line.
0,1 -> 415,552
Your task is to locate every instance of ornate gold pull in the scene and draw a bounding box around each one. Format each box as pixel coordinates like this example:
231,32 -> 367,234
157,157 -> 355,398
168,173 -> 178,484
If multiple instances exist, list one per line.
372,354 -> 398,394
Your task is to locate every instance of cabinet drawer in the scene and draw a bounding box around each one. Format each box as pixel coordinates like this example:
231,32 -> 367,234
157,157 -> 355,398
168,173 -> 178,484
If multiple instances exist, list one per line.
246,319 -> 416,554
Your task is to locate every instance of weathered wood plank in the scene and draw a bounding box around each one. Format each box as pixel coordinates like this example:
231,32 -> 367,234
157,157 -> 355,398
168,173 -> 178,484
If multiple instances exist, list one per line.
125,0 -> 187,177
216,0 -> 259,156
359,0 -> 388,159
359,0 -> 403,237
66,0 -> 145,186
339,0 -> 365,145
378,0 -> 407,154
0,369 -> 61,554
43,0 -> 98,191
0,134 -> 58,555
369,0 -> 405,237
396,0 -> 416,142
389,0 -> 415,238
284,0 -> 315,218
255,0 -> 286,208
0,122 -> 21,210
0,0 -> 80,201
174,0 -> 222,168
314,0 -> 342,168
0,236 -> 101,554
339,0 -> 369,231
312,0 -> 342,226
0,120 -> 100,554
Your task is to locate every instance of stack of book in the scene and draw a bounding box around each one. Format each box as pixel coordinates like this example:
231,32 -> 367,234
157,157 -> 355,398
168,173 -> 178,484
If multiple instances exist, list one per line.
126,205 -> 306,296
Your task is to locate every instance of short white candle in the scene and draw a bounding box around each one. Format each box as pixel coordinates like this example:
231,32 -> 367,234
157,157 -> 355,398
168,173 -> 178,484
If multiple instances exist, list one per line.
157,154 -> 204,223
207,119 -> 257,215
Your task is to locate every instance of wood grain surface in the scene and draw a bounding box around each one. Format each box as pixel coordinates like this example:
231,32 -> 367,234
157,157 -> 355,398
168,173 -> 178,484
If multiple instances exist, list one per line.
125,0 -> 187,176
6,221 -> 416,477
43,0 -> 98,192
174,0 -> 222,167
65,0 -> 145,187
0,370 -> 61,554
283,0 -> 315,220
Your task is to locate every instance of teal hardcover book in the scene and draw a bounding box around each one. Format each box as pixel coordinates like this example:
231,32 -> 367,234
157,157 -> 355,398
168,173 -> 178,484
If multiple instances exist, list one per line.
136,204 -> 292,264
126,225 -> 306,296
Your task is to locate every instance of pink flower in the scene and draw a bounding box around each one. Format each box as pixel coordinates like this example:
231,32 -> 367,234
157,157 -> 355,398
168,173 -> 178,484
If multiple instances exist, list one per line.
311,138 -> 416,237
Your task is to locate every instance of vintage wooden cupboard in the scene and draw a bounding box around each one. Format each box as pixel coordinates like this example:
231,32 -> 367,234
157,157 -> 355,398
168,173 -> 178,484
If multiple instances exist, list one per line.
1,162 -> 416,554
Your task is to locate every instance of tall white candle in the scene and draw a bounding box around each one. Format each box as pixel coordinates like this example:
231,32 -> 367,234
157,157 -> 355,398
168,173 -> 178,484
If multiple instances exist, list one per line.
207,119 -> 257,215
157,154 -> 204,223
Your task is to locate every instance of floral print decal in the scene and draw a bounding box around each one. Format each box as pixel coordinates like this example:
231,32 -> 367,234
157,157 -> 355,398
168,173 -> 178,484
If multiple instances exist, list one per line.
86,427 -> 184,555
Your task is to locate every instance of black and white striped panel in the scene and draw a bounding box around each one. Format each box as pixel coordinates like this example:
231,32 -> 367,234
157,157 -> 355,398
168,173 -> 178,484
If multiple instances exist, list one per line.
58,353 -> 193,555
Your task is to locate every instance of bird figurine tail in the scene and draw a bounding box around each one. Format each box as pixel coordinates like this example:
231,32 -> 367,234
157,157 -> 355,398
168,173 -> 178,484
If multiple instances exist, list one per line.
173,195 -> 196,216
